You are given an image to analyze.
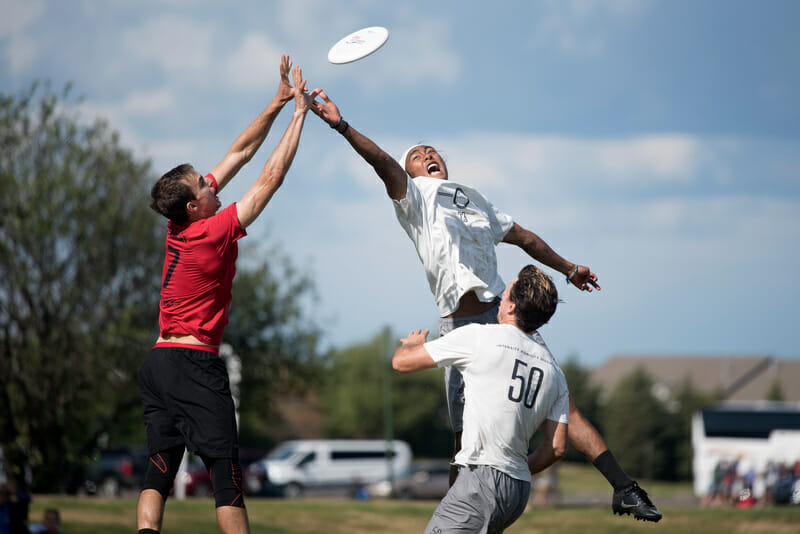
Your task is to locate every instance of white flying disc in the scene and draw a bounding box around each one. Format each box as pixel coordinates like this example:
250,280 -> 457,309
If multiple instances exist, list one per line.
327,26 -> 389,64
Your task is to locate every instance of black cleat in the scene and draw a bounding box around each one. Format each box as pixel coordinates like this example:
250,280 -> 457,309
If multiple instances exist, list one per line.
612,481 -> 662,522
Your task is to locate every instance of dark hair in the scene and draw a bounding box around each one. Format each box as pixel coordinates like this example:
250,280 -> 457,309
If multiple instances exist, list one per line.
44,508 -> 60,520
509,265 -> 559,333
150,163 -> 197,223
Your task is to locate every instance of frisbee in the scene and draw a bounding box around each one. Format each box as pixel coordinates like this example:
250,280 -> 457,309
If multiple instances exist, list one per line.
327,26 -> 389,64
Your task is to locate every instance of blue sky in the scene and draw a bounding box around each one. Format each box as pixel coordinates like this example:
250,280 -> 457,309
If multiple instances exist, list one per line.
2,0 -> 798,367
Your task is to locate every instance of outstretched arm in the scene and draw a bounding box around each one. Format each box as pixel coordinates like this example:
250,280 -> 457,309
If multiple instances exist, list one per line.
210,55 -> 296,192
308,89 -> 407,200
236,65 -> 309,228
392,329 -> 436,373
528,419 -> 568,474
502,223 -> 600,292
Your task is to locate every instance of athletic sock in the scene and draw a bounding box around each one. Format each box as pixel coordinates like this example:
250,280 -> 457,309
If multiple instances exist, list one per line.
592,450 -> 633,491
138,529 -> 159,534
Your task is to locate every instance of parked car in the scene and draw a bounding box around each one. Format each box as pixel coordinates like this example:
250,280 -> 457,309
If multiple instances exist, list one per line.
245,440 -> 412,498
176,455 -> 212,498
367,459 -> 451,500
84,448 -> 148,497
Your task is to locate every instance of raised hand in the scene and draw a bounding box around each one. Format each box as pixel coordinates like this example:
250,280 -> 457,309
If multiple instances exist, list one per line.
308,89 -> 342,127
291,65 -> 309,113
276,55 -> 294,104
569,265 -> 601,292
400,328 -> 430,347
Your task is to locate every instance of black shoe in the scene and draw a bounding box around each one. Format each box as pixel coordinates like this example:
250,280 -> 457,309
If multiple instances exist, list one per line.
612,481 -> 662,522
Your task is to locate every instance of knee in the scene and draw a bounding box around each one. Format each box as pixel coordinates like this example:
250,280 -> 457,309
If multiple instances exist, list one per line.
207,457 -> 245,508
142,446 -> 184,499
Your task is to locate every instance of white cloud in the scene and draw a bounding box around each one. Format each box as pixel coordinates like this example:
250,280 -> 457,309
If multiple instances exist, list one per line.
121,88 -> 174,115
0,0 -> 44,36
0,0 -> 45,75
121,14 -> 215,76
367,19 -> 462,88
430,133 -> 699,199
593,135 -> 699,180
531,0 -> 648,57
6,34 -> 37,75
223,33 -> 284,90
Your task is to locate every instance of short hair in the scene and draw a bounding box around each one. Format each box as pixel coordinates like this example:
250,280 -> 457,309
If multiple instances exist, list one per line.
508,265 -> 559,333
150,163 -> 197,223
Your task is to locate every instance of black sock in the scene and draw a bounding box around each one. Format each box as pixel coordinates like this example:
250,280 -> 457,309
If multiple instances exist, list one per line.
138,529 -> 159,534
592,450 -> 633,491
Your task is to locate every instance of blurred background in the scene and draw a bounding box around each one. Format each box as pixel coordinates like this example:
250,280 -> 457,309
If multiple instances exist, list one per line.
1,0 -> 798,512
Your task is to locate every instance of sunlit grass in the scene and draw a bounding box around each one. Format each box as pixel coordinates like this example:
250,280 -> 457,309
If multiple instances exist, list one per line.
29,464 -> 799,534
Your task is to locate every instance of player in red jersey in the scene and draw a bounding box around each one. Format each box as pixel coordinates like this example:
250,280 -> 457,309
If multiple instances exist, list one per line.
137,56 -> 311,534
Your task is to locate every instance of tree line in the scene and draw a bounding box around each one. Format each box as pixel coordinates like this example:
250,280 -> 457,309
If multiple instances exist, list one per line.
1,83 -> 721,493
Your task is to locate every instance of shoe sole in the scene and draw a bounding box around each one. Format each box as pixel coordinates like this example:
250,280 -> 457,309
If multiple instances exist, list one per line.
613,509 -> 662,522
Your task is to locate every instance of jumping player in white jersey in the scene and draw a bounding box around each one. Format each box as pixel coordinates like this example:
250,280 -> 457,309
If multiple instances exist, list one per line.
308,89 -> 661,522
393,265 -> 568,533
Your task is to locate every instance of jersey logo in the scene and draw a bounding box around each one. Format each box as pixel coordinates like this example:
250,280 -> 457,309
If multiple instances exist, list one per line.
453,187 -> 470,209
436,186 -> 471,209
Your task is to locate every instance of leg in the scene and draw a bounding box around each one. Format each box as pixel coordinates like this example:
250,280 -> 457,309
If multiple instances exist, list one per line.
444,365 -> 465,487
206,456 -> 249,533
567,395 -> 611,463
216,506 -> 250,534
137,489 -> 166,532
138,446 -> 185,532
439,304 -> 501,488
568,396 -> 662,522
449,431 -> 462,487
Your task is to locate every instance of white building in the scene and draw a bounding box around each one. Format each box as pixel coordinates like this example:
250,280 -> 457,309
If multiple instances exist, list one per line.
691,401 -> 800,498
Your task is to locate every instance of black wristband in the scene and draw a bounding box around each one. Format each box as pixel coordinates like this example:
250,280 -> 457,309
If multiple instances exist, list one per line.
330,118 -> 348,134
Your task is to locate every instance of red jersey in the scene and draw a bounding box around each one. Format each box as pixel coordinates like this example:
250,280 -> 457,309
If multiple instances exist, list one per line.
158,179 -> 246,346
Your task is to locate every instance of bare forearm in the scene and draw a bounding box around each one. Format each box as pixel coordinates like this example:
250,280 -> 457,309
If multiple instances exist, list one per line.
528,442 -> 560,475
262,109 -> 307,184
237,109 -> 307,228
392,331 -> 436,373
339,124 -> 406,199
231,96 -> 288,163
525,237 -> 572,276
505,224 -> 573,276
213,96 -> 289,193
528,420 -> 568,474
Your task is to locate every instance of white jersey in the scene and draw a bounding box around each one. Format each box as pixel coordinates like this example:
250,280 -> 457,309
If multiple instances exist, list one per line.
393,176 -> 514,317
424,323 -> 570,482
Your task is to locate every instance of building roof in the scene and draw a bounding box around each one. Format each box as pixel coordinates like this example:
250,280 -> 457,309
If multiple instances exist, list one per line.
589,355 -> 800,402
701,403 -> 800,438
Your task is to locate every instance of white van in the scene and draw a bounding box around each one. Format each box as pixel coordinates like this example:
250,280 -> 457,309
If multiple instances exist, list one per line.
245,439 -> 412,498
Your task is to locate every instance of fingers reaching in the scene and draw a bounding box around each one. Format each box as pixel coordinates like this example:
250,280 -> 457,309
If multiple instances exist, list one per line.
571,266 -> 600,292
280,54 -> 292,79
292,65 -> 304,88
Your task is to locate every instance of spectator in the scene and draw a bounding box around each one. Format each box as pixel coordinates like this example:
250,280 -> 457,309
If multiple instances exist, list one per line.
0,483 -> 30,534
29,508 -> 68,534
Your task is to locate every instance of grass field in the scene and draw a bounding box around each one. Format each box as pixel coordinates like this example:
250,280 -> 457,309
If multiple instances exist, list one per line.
30,464 -> 800,534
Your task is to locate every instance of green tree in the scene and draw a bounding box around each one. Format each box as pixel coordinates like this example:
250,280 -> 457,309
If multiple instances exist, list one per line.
766,378 -> 784,401
602,367 -> 681,480
0,83 -> 327,492
672,378 -> 718,480
560,356 -> 604,463
0,83 -> 162,492
224,250 -> 326,449
321,330 -> 450,458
